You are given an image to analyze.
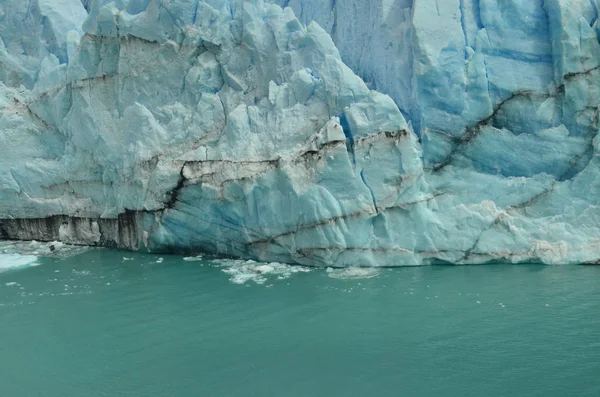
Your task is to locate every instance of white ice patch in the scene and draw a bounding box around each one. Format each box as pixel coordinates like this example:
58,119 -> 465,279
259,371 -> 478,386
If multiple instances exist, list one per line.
0,254 -> 39,272
326,267 -> 381,280
213,259 -> 311,285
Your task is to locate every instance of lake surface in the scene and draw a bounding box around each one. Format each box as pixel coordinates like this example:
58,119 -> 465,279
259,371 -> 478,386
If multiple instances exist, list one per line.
1,242 -> 599,397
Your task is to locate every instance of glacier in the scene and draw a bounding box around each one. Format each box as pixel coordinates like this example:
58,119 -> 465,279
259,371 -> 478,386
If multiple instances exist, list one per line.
0,0 -> 599,266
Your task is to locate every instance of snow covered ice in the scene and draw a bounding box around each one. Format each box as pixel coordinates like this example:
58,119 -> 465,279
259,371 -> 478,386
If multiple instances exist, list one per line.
1,0 -> 600,266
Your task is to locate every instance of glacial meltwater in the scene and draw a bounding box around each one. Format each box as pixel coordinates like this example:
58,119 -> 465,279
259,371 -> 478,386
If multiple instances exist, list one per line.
0,242 -> 599,397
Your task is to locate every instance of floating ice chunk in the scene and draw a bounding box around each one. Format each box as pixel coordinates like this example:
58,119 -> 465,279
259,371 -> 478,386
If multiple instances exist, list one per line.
183,255 -> 204,262
0,254 -> 39,272
327,267 -> 380,280
214,259 -> 310,285
254,264 -> 275,274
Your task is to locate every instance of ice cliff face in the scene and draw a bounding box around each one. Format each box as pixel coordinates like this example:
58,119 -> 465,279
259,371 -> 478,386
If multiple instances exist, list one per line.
0,0 -> 599,266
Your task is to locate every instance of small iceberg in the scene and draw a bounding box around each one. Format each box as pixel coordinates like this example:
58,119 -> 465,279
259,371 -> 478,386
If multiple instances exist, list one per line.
0,254 -> 39,272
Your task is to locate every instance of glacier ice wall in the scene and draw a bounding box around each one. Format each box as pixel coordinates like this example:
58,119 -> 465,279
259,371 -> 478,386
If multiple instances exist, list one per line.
1,0 -> 600,266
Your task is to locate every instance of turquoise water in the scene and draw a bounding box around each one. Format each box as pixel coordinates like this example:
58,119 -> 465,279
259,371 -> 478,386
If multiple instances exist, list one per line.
1,246 -> 599,397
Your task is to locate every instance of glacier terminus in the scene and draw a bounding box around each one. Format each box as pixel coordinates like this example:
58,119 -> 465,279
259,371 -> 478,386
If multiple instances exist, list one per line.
1,0 -> 600,266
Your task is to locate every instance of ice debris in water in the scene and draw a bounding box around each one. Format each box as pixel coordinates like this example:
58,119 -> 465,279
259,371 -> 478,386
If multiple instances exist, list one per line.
0,241 -> 87,259
214,259 -> 310,285
183,255 -> 204,262
326,267 -> 381,280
